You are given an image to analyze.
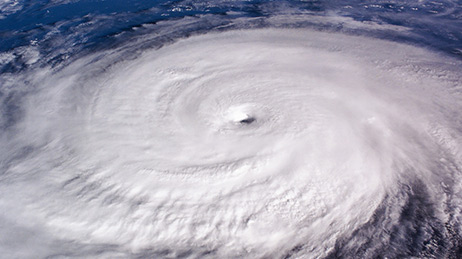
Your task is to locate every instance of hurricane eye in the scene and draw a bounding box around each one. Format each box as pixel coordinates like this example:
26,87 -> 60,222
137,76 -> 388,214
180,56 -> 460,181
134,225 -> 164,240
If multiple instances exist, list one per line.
239,116 -> 255,124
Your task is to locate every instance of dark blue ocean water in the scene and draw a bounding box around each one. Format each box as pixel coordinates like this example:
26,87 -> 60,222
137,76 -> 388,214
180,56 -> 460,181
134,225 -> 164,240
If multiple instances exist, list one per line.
1,0 -> 461,72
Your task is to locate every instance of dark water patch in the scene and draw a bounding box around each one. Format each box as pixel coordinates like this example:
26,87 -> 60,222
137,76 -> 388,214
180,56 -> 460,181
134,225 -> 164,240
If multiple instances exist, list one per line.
325,180 -> 455,259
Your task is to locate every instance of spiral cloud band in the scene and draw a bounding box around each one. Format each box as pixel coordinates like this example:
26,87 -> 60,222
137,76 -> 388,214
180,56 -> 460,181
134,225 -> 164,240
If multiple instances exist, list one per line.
2,28 -> 462,258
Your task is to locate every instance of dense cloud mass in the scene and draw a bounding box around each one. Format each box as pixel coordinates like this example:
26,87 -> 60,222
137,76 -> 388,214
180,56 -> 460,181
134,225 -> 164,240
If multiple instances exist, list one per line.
1,1 -> 462,258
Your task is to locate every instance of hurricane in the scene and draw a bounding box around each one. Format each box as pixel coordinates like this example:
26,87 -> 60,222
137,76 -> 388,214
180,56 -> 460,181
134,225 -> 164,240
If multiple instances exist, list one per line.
1,1 -> 462,258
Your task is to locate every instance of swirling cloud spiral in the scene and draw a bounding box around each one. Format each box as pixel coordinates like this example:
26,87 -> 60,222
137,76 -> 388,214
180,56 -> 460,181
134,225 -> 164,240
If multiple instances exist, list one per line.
1,17 -> 462,259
